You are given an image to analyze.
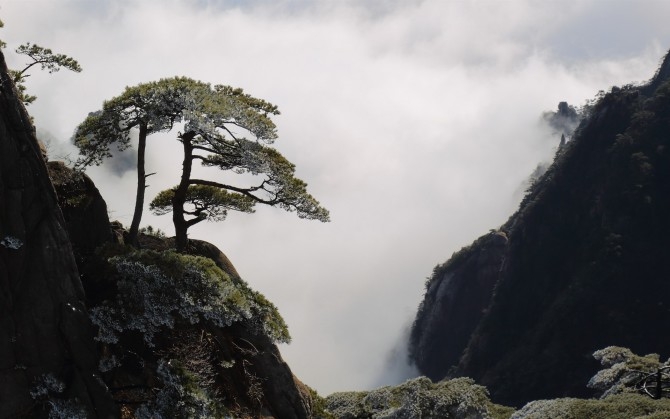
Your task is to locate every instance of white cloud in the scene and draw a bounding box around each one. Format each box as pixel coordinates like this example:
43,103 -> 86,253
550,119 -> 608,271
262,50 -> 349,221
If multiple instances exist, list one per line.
2,0 -> 669,395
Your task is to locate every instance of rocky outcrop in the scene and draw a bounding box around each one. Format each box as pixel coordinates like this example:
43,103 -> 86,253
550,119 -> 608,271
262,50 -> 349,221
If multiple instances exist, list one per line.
49,162 -> 312,418
211,324 -> 313,419
410,50 -> 670,406
47,161 -> 111,254
0,43 -> 311,418
0,50 -> 117,417
409,232 -> 507,380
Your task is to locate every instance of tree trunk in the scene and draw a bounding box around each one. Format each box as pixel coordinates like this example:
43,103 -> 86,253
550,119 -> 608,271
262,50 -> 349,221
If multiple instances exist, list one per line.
127,122 -> 148,247
173,132 -> 196,253
0,50 -> 117,417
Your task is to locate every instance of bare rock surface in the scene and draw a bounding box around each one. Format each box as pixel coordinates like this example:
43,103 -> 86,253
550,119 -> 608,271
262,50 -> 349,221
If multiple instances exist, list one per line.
0,50 -> 117,418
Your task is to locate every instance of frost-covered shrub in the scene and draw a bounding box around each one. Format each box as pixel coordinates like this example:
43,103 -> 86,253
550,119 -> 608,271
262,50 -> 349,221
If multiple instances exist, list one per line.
47,399 -> 87,419
511,393 -> 670,419
98,354 -> 119,373
89,250 -> 290,346
509,347 -> 670,419
29,374 -> 87,419
325,376 -> 496,419
30,374 -> 65,399
324,391 -> 365,419
307,386 -> 337,419
0,235 -> 23,249
587,346 -> 668,398
135,359 -> 227,419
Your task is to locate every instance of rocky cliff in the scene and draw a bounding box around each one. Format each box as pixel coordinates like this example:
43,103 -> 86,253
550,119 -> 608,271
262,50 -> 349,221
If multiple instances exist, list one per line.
0,44 -> 313,417
47,161 -> 314,418
0,50 -> 117,417
410,232 -> 508,381
410,50 -> 670,407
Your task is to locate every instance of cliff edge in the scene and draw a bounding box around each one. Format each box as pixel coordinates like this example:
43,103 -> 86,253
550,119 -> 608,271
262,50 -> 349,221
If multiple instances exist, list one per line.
0,50 -> 117,417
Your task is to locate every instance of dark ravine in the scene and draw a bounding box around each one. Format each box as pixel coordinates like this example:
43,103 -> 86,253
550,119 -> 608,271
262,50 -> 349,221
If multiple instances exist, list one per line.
0,50 -> 117,417
410,50 -> 670,407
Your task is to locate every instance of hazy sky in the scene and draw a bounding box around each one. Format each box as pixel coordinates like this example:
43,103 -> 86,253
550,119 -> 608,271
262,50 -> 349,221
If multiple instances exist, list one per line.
2,0 -> 670,395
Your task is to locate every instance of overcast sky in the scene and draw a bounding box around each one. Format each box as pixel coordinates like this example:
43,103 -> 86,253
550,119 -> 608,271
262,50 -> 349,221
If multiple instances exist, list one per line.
2,0 -> 670,396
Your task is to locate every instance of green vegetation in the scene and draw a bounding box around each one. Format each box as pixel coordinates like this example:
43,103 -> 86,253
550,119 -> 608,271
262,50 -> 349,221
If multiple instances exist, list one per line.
137,225 -> 167,238
75,77 -> 329,251
135,359 -> 229,419
9,43 -> 81,105
74,77 -> 212,246
0,18 -> 81,106
334,347 -> 670,419
588,346 -> 669,398
85,245 -> 293,417
90,248 -> 290,346
324,376 -> 511,419
307,385 -> 337,419
29,374 -> 87,419
410,54 -> 670,406
511,393 -> 670,419
150,184 -> 256,223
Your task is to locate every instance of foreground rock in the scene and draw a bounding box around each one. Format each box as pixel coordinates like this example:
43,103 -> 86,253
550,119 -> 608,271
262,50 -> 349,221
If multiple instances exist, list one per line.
0,50 -> 117,417
49,161 -> 313,418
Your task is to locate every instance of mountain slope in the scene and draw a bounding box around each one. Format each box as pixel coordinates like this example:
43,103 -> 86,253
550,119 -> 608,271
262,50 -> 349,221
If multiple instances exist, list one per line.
0,51 -> 117,417
410,50 -> 670,407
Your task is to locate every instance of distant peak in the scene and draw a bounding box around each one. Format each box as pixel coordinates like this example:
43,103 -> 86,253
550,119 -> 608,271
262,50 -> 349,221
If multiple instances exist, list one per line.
642,48 -> 670,95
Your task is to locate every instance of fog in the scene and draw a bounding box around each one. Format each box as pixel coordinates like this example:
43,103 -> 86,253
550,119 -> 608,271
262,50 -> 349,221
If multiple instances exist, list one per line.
2,0 -> 669,395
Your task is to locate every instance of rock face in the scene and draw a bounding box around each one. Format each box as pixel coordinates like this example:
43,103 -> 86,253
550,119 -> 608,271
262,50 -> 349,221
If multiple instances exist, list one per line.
410,232 -> 507,380
49,162 -> 312,418
47,161 -> 111,254
409,50 -> 670,407
0,51 -> 117,417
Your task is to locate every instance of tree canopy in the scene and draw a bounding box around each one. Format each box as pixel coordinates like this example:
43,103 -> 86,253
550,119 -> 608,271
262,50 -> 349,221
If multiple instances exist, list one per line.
75,77 -> 329,251
75,77 -> 211,245
150,185 -> 257,223
0,18 -> 82,106
10,43 -> 82,105
75,77 -> 209,167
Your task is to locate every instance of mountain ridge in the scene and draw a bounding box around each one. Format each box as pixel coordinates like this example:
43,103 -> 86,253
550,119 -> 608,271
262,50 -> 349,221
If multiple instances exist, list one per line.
409,49 -> 670,407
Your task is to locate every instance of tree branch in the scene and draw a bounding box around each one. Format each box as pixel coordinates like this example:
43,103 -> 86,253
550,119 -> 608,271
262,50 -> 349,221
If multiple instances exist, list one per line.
189,178 -> 278,205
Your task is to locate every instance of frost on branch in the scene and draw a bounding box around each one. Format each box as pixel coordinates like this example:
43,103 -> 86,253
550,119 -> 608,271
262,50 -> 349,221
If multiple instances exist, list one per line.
0,235 -> 23,249
29,374 -> 87,419
30,374 -> 65,399
89,249 -> 290,347
134,359 -> 227,419
587,346 -> 668,398
98,354 -> 119,373
46,399 -> 87,419
325,376 -> 497,419
511,393 -> 670,419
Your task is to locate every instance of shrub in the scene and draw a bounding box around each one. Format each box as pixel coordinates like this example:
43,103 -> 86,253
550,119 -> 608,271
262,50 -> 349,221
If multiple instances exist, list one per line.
324,376 -> 503,419
511,393 -> 670,419
89,249 -> 290,347
29,374 -> 87,419
587,346 -> 668,398
134,359 -> 228,419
